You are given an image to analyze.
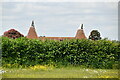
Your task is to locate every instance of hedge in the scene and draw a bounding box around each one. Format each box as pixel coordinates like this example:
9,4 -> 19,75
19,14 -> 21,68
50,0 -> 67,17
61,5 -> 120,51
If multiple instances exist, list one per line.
1,37 -> 120,69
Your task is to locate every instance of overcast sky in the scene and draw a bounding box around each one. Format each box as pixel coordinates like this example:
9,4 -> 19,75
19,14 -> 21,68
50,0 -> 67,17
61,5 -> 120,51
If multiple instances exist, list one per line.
1,2 -> 118,40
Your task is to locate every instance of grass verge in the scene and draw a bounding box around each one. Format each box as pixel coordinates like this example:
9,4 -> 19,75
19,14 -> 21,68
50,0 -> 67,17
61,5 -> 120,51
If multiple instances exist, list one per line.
1,66 -> 118,78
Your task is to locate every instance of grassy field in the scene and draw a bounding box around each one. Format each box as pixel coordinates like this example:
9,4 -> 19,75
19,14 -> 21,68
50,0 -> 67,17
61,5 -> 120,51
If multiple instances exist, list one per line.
1,66 -> 118,78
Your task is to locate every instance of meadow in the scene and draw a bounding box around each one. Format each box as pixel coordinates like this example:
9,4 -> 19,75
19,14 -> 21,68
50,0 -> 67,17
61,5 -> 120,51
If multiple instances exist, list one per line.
2,66 -> 118,78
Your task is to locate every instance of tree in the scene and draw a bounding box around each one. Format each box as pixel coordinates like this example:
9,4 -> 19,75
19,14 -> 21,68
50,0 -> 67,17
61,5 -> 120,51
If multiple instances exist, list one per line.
3,29 -> 24,39
89,30 -> 101,40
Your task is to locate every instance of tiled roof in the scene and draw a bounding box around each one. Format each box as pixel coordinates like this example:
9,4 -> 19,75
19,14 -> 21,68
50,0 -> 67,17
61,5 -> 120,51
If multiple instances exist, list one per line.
75,29 -> 87,39
26,27 -> 38,39
39,37 -> 75,40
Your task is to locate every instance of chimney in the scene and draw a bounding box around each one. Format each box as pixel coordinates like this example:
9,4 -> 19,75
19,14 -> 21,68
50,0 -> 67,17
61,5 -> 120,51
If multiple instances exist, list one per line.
75,24 -> 87,39
26,21 -> 38,39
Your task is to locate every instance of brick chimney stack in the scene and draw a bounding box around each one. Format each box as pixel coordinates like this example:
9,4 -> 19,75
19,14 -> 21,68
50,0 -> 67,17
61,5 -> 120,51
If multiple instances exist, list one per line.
75,24 -> 87,39
26,21 -> 38,39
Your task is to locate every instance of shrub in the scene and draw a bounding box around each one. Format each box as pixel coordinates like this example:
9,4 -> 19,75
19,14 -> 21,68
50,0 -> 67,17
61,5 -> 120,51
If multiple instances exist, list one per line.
1,37 -> 119,69
3,29 -> 24,39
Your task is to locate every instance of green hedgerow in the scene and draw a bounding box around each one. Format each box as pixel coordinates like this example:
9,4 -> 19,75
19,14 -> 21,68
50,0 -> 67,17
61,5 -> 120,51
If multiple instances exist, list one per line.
1,37 -> 119,69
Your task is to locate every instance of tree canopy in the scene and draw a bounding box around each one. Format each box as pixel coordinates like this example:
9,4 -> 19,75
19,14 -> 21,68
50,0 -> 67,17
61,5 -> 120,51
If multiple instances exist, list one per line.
89,30 -> 101,40
3,29 -> 24,39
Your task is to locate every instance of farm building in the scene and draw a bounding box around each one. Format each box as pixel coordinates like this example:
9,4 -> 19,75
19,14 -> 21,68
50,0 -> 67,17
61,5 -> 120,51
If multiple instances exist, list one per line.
26,21 -> 87,40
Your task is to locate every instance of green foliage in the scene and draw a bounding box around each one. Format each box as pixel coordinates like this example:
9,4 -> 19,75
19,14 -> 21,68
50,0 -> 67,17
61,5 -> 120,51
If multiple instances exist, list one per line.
89,30 -> 101,40
1,37 -> 119,69
3,29 -> 24,39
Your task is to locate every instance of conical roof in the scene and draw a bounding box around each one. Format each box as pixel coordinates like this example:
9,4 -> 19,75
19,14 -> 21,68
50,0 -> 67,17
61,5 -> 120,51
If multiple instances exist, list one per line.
75,24 -> 87,39
26,21 -> 38,39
